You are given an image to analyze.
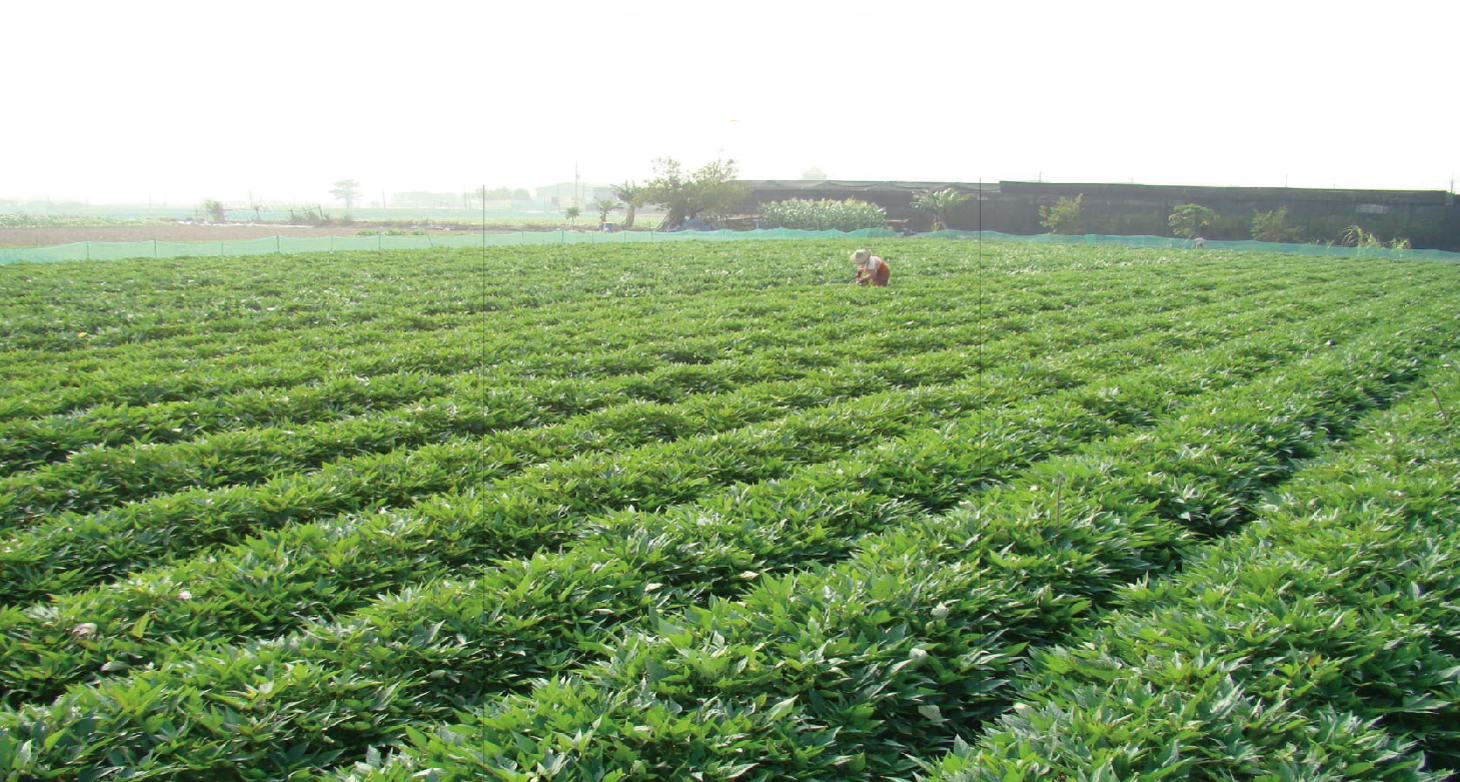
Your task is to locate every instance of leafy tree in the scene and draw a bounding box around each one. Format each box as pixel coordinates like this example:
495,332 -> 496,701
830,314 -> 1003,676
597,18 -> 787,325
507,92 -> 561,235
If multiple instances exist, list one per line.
1039,194 -> 1085,234
1250,207 -> 1304,243
644,157 -> 746,231
330,180 -> 362,212
611,181 -> 645,229
201,198 -> 225,223
594,198 -> 620,227
1168,203 -> 1217,239
564,206 -> 581,225
911,188 -> 970,231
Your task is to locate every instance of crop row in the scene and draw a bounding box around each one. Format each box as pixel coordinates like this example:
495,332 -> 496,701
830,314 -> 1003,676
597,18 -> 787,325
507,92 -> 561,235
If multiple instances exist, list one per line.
0,242 -> 1338,419
0,322 -> 1311,771
0,242 -> 884,350
0,241 -> 1264,432
0,241 -> 1027,400
0,261 -> 1060,450
0,271 -> 1347,605
0,243 -> 807,352
0,292 -> 874,420
0,241 -> 1174,355
0,251 -> 1283,499
926,367 -> 1460,781
310,323 -> 1452,782
0,320 -> 963,475
0,270 -> 1339,523
1,306 -> 1449,778
0,293 -> 1345,706
0,335 -> 943,516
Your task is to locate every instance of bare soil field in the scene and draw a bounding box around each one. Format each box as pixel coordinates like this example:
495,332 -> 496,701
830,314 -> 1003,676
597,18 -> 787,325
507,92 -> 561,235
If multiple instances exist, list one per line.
0,224 -> 434,247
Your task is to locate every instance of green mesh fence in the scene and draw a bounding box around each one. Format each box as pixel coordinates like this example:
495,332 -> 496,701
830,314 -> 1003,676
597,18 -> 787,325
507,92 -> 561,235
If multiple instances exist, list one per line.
2,228 -> 1456,264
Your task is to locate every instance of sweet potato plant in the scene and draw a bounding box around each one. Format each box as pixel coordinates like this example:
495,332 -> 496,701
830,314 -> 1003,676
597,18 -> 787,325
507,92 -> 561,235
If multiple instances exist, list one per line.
0,240 -> 1456,780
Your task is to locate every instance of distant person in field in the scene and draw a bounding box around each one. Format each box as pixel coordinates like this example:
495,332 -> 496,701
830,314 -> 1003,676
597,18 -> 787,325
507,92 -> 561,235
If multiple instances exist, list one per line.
851,249 -> 891,286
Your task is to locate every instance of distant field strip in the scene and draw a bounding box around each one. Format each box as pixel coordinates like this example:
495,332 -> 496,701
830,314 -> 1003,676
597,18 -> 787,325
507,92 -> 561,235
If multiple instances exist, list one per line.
2,227 -> 1457,265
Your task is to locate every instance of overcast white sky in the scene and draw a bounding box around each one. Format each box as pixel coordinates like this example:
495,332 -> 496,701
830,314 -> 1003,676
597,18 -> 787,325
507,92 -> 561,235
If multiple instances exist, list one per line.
4,0 -> 1456,205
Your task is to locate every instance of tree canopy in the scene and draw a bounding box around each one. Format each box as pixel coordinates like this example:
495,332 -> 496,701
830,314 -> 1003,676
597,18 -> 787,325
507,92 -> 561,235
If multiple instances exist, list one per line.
644,157 -> 746,230
330,180 -> 362,211
1039,194 -> 1084,235
1169,204 -> 1217,239
612,181 -> 645,229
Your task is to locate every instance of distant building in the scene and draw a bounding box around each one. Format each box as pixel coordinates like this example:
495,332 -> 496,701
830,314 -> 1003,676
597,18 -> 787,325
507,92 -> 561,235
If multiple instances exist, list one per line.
534,183 -> 616,208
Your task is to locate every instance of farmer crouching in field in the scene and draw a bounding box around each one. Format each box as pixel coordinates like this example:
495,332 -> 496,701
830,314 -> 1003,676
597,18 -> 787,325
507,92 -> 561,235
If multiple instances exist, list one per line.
852,249 -> 891,286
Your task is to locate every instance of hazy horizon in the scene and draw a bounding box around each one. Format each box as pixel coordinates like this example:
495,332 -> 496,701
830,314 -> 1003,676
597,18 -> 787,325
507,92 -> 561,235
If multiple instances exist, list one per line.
6,0 -> 1456,208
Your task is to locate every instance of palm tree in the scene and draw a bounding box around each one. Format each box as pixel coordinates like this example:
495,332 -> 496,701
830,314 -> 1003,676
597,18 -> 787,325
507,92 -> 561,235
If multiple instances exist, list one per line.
594,198 -> 620,227
611,181 -> 644,229
564,206 -> 581,225
911,188 -> 970,232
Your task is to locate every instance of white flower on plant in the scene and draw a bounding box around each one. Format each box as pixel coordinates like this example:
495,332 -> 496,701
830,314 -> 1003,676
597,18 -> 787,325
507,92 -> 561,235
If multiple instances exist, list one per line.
177,590 -> 192,601
71,623 -> 98,638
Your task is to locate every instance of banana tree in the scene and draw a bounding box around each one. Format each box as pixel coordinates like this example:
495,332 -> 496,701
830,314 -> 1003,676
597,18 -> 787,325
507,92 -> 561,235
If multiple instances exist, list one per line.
912,188 -> 970,231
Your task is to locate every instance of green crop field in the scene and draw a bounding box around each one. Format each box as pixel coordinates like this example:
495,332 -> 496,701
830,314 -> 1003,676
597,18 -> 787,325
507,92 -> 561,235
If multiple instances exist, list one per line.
0,240 -> 1457,781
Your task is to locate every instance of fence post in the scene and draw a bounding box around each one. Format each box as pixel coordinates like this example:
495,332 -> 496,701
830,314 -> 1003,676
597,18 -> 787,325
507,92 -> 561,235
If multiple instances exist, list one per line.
85,241 -> 90,261
276,236 -> 281,254
154,239 -> 158,258
378,234 -> 382,251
